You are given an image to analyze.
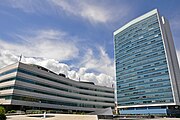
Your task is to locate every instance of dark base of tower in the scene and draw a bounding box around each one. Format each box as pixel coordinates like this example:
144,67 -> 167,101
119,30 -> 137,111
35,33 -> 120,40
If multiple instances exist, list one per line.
119,105 -> 180,117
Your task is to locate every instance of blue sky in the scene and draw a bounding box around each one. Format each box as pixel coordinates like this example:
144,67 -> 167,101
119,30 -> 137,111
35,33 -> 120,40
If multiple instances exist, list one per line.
0,0 -> 180,87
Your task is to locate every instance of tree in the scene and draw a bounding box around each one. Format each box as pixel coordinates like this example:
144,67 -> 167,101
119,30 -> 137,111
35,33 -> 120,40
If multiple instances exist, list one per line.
0,106 -> 6,120
0,106 -> 5,114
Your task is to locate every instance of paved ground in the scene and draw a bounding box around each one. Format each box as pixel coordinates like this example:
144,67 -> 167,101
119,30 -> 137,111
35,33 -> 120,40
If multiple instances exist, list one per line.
7,114 -> 180,120
7,114 -> 98,120
144,118 -> 180,120
114,118 -> 180,120
146,118 -> 180,120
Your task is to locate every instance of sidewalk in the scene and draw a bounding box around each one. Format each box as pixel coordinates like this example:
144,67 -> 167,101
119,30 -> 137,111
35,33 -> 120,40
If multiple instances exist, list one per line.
7,114 -> 98,120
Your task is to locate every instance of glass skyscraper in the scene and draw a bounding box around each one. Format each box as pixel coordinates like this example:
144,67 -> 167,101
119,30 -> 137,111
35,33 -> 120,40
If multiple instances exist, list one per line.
114,9 -> 180,115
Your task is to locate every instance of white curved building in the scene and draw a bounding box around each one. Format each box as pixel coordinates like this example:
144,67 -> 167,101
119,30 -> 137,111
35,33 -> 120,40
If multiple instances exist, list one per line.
0,62 -> 114,112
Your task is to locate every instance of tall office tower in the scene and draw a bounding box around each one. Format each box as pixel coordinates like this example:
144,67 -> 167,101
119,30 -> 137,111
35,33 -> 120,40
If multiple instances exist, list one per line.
114,9 -> 180,115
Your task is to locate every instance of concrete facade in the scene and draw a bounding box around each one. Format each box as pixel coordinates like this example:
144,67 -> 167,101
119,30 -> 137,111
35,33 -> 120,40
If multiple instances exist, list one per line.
0,62 -> 114,112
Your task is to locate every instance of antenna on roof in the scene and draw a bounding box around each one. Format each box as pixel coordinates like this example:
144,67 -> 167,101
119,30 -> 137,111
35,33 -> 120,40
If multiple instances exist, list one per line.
79,76 -> 80,82
19,54 -> 22,62
112,84 -> 114,88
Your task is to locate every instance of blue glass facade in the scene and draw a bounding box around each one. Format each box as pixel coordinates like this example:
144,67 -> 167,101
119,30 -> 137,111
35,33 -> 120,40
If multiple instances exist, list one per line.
114,11 -> 175,113
120,106 -> 167,114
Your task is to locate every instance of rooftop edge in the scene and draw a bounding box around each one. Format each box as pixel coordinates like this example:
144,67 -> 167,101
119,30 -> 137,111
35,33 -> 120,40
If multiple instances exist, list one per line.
113,9 -> 159,35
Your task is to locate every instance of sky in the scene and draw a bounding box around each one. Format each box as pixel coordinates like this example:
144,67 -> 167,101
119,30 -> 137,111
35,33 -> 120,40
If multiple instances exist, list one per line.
0,0 -> 180,87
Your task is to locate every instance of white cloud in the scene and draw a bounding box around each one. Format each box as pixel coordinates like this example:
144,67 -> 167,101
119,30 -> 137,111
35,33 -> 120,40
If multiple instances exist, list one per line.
0,50 -> 19,67
80,46 -> 115,77
50,0 -> 130,24
0,27 -> 115,87
0,49 -> 114,87
0,29 -> 79,61
50,0 -> 110,23
2,0 -> 130,24
75,46 -> 115,87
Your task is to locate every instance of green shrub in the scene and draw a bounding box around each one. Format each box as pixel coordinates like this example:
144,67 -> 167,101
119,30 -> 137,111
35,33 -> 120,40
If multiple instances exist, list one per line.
0,106 -> 5,114
81,112 -> 85,115
47,110 -> 55,113
0,106 -> 6,120
10,110 -> 16,113
0,114 -> 6,120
